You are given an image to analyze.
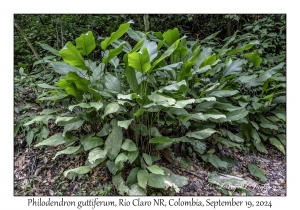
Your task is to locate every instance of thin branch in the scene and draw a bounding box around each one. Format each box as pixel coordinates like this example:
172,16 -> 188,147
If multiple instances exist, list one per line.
14,22 -> 47,71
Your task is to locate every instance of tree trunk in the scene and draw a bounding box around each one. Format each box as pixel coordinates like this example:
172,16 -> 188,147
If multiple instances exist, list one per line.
143,14 -> 150,32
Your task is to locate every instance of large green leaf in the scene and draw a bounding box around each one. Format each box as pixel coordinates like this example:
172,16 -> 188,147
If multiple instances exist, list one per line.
149,136 -> 172,144
57,72 -> 89,92
75,31 -> 96,56
220,129 -> 244,143
209,90 -> 239,97
223,59 -> 243,76
137,169 -> 149,189
127,28 -> 145,42
202,154 -> 228,169
88,147 -> 107,164
208,171 -> 247,190
102,102 -> 120,119
227,41 -> 259,56
59,42 -> 88,70
35,133 -> 66,147
112,172 -> 129,195
163,28 -> 180,46
162,167 -> 188,187
104,73 -> 121,93
102,44 -> 124,64
147,92 -> 176,107
226,108 -> 249,121
105,120 -> 123,160
151,39 -> 181,70
177,46 -> 201,82
101,23 -> 130,50
270,138 -> 285,154
107,160 -> 119,175
121,139 -> 137,151
247,163 -> 267,183
63,119 -> 84,137
128,48 -> 151,73
124,65 -> 138,93
147,173 -> 165,189
147,165 -> 164,175
128,183 -> 147,196
83,137 -> 104,151
186,128 -> 218,140
128,150 -> 139,163
115,153 -> 128,170
68,103 -> 91,111
63,166 -> 91,177
127,167 -> 139,185
142,153 -> 153,166
24,115 -> 55,126
37,83 -> 59,90
50,62 -> 85,75
117,119 -> 133,129
140,40 -> 158,61
245,50 -> 262,67
89,102 -> 103,111
53,145 -> 81,160
25,130 -> 34,146
38,42 -> 60,56
215,137 -> 241,149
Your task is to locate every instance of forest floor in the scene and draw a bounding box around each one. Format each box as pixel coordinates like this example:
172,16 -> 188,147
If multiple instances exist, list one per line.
14,135 -> 286,196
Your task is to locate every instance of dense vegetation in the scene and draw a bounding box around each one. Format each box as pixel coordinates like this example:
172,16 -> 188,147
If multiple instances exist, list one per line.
14,14 -> 286,195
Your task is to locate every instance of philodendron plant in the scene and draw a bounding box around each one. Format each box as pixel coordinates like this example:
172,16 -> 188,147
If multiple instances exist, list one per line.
26,21 -> 285,195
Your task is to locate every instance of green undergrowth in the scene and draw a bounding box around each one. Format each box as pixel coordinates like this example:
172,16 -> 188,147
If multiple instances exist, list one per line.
18,17 -> 286,195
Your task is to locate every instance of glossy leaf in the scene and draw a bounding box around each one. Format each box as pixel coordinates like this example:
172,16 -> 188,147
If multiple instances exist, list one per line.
35,133 -> 66,147
102,44 -> 124,64
105,120 -> 123,160
83,137 -> 104,151
115,153 -> 128,170
101,23 -> 130,50
186,128 -> 218,140
53,145 -> 81,159
147,165 -> 164,175
226,108 -> 249,121
121,139 -> 137,151
149,136 -> 172,144
128,183 -> 147,196
117,119 -> 133,129
128,48 -> 151,73
104,73 -> 121,93
248,163 -> 267,183
127,28 -> 145,42
112,172 -> 129,195
63,166 -> 90,177
227,41 -> 259,56
223,59 -> 243,76
147,173 -> 165,189
140,40 -> 158,61
245,50 -> 262,67
59,42 -> 88,70
107,160 -> 118,175
39,42 -> 60,56
137,169 -> 149,189
75,31 -> 96,56
202,154 -> 228,169
102,102 -> 120,119
163,28 -> 180,46
68,103 -> 91,111
142,153 -> 152,166
89,102 -> 103,111
63,119 -> 84,137
270,138 -> 285,154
